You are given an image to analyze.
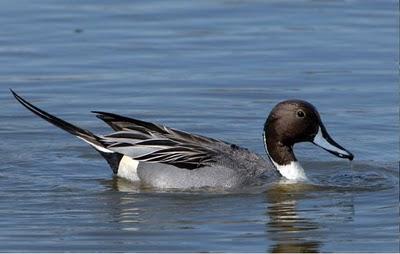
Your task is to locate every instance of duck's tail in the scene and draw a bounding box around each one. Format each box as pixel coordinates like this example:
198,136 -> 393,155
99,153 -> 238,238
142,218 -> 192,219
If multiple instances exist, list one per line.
10,89 -> 122,173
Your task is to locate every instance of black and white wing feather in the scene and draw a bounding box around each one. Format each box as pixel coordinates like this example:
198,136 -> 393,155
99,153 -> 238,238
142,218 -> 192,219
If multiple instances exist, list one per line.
101,131 -> 219,170
93,111 -> 223,145
95,112 -> 228,170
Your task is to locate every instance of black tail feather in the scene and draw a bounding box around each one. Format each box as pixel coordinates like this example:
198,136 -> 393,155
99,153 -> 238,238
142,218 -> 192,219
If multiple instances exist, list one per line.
92,111 -> 167,134
11,89 -> 102,147
100,152 -> 123,174
11,89 -> 123,173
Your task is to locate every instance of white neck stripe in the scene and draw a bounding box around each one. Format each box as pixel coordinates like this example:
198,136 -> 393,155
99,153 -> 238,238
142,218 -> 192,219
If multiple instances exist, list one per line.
263,132 -> 308,181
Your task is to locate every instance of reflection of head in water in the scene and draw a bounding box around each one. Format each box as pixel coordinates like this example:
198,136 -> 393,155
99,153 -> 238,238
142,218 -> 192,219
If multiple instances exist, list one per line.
265,184 -> 321,253
265,183 -> 356,253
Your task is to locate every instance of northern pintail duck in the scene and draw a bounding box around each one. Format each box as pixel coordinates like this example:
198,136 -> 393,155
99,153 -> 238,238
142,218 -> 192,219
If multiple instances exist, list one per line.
11,90 -> 353,189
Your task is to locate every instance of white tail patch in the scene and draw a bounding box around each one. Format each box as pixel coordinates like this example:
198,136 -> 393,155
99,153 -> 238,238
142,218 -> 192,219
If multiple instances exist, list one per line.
117,156 -> 140,181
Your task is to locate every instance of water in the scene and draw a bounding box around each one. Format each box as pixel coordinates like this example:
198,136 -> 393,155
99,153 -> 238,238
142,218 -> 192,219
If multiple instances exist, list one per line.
0,0 -> 398,252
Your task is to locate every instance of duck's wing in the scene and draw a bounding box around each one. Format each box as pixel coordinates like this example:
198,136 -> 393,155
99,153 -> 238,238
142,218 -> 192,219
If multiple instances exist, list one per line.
93,111 -> 223,145
94,111 -> 229,170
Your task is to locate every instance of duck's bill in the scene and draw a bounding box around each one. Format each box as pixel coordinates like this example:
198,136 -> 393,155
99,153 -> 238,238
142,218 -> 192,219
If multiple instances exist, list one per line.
312,125 -> 354,160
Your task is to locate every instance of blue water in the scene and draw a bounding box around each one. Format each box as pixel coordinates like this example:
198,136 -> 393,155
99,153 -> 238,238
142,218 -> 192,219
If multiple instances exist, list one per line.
0,0 -> 398,252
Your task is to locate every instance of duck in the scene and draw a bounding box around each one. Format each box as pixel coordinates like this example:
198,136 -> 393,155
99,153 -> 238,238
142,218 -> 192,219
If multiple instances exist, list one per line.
11,89 -> 353,189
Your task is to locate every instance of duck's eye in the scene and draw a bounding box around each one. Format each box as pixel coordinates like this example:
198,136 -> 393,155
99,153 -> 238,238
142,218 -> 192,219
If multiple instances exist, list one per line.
296,110 -> 306,118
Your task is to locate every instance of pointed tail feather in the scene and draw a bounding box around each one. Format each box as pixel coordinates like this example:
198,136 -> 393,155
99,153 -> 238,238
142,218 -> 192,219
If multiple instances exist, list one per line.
11,89 -> 103,147
10,89 -> 122,173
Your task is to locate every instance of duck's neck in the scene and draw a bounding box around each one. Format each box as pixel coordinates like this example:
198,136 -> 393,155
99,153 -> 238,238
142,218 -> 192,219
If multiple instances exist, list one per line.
262,132 -> 308,181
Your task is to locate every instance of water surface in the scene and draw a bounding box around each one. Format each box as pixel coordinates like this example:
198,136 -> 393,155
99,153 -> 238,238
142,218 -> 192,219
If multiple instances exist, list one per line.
0,0 -> 398,252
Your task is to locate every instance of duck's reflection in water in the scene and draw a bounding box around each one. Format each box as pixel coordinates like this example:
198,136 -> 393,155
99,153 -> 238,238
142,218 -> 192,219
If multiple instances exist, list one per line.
106,176 -> 143,193
265,181 -> 356,253
101,176 -> 355,252
265,184 -> 321,253
99,177 -> 145,232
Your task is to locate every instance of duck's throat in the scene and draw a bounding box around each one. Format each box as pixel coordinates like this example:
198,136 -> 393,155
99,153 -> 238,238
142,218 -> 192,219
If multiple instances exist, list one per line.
263,133 -> 308,181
